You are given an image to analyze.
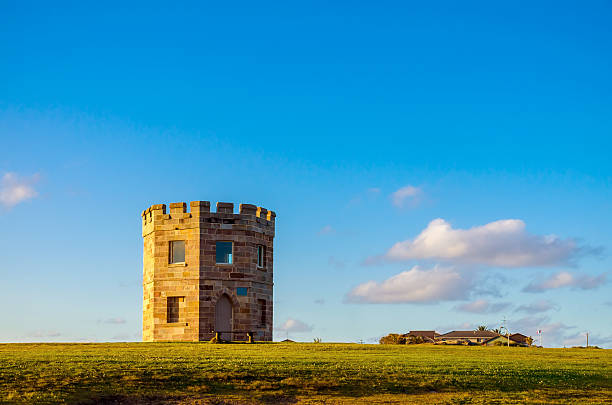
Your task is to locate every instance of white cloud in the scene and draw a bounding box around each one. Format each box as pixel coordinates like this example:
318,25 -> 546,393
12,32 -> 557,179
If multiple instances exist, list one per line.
0,172 -> 39,207
328,256 -> 345,269
367,187 -> 381,194
454,299 -> 511,314
110,333 -> 137,341
100,317 -> 127,324
29,330 -> 61,338
508,316 -> 576,346
523,271 -> 607,293
318,225 -> 335,235
563,332 -> 612,348
346,265 -> 472,304
385,218 -> 579,267
391,185 -> 422,208
277,318 -> 313,333
515,300 -> 559,314
436,321 -> 475,332
562,332 -> 589,347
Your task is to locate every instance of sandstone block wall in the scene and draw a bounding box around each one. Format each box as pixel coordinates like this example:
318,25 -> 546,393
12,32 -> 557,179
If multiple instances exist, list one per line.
142,201 -> 275,342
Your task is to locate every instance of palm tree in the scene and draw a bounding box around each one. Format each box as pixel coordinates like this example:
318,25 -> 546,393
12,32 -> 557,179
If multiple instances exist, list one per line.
476,325 -> 487,331
492,328 -> 502,334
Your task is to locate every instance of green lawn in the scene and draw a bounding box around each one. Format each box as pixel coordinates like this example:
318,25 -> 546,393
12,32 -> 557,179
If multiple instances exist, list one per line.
0,342 -> 610,404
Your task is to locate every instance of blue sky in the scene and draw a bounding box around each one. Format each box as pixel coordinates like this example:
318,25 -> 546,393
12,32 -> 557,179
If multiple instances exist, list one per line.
1,1 -> 610,347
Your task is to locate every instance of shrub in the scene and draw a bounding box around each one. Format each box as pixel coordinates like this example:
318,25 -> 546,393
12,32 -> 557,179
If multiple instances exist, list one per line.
379,334 -> 406,345
406,335 -> 426,345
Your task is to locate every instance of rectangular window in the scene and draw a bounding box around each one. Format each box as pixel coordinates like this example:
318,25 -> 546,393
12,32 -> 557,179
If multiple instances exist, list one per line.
257,245 -> 266,268
167,296 -> 183,323
258,299 -> 266,326
169,241 -> 185,264
216,241 -> 233,264
236,287 -> 248,296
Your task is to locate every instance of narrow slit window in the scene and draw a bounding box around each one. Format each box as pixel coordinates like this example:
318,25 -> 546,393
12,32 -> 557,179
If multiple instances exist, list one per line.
169,241 -> 185,264
258,299 -> 266,327
167,296 -> 183,323
216,241 -> 233,264
257,245 -> 266,268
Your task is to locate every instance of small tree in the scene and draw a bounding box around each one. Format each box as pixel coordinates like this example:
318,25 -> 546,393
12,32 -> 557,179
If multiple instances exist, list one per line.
476,325 -> 488,331
526,336 -> 534,346
379,333 -> 406,345
406,335 -> 426,345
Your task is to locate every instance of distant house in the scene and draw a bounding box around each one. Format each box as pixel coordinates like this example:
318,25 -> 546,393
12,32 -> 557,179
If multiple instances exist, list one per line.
483,333 -> 531,347
437,330 -> 499,344
402,330 -> 439,343
509,333 -> 531,345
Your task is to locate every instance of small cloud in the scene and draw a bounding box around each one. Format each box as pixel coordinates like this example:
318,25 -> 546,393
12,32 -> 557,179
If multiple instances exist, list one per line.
508,316 -> 576,346
276,318 -> 313,333
28,330 -> 61,338
436,321 -> 475,332
74,337 -> 96,343
567,333 -> 612,348
318,225 -> 335,235
515,300 -> 559,314
383,218 -> 584,268
562,332 -> 589,347
99,317 -> 127,324
348,187 -> 382,206
391,185 -> 422,208
314,299 -> 325,305
110,334 -> 136,341
346,265 -> 473,304
471,273 -> 508,298
523,271 -> 607,293
0,172 -> 39,208
328,256 -> 345,269
454,299 -> 511,314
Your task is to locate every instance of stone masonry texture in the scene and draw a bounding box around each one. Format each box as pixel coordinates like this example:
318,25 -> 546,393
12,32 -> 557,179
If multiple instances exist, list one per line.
142,201 -> 275,342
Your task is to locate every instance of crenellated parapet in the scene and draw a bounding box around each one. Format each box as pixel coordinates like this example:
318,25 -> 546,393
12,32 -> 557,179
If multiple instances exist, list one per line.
142,201 -> 276,237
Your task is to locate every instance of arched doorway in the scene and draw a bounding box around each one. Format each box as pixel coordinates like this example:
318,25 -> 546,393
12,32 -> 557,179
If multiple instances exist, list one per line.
215,294 -> 233,341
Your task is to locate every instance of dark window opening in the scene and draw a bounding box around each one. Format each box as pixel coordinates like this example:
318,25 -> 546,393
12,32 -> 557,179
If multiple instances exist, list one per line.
167,296 -> 184,323
216,241 -> 233,264
237,287 -> 248,296
257,245 -> 266,268
169,241 -> 185,264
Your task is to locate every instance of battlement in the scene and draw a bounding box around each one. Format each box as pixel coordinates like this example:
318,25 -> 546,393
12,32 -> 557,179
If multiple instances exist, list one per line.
141,201 -> 276,226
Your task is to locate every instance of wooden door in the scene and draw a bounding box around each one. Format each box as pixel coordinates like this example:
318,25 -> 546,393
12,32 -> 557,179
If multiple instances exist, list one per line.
215,294 -> 233,341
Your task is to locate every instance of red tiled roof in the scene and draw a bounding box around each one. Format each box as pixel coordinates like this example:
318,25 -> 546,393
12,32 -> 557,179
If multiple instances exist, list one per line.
483,334 -> 527,345
510,333 -> 529,344
438,330 -> 499,339
405,330 -> 438,339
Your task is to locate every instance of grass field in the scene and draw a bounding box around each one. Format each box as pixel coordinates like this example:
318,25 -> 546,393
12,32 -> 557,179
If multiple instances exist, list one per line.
0,342 -> 610,404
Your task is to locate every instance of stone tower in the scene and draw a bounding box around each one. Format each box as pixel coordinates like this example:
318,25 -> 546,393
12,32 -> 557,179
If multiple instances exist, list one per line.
142,201 -> 275,342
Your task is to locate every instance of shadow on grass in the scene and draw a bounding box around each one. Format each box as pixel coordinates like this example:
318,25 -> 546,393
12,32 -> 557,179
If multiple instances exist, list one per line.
76,393 -> 299,405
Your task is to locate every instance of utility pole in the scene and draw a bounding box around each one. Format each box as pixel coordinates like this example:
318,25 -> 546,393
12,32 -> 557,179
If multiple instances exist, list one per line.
536,329 -> 542,347
586,332 -> 589,348
500,317 -> 510,347
501,317 -> 510,347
